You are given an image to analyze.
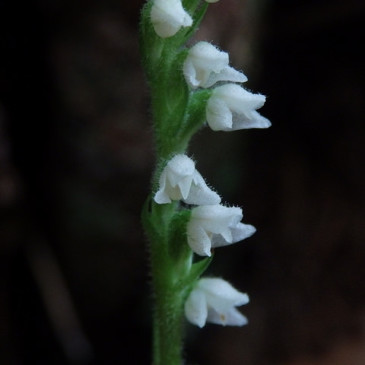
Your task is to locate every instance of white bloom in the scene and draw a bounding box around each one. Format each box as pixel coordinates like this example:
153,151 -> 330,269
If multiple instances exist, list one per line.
154,154 -> 220,205
187,204 -> 256,256
185,278 -> 249,328
151,0 -> 193,38
206,83 -> 271,131
183,42 -> 247,89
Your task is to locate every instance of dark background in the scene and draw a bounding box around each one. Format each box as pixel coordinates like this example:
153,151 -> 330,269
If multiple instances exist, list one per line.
0,0 -> 364,364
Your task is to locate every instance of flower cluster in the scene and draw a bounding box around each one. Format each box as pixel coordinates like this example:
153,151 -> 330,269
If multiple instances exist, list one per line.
154,155 -> 255,258
147,0 -> 270,329
150,0 -> 270,134
153,154 -> 254,326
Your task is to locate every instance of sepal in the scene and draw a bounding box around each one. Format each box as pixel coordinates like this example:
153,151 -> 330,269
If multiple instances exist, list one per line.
188,256 -> 213,282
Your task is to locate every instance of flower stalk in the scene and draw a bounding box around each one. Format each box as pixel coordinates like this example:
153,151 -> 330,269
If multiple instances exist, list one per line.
139,0 -> 270,363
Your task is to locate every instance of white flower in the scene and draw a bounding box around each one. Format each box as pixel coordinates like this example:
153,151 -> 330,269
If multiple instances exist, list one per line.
206,83 -> 271,131
185,277 -> 249,328
187,204 -> 256,256
183,42 -> 247,89
151,0 -> 193,38
154,154 -> 220,205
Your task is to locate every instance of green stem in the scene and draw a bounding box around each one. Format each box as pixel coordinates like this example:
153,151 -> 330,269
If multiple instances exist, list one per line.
143,201 -> 191,365
139,2 -> 214,363
152,276 -> 187,365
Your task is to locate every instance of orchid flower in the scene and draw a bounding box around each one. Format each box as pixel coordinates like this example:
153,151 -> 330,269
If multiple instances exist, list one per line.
185,277 -> 249,328
187,204 -> 256,256
154,154 -> 220,205
206,83 -> 271,131
183,41 -> 247,89
150,0 -> 193,38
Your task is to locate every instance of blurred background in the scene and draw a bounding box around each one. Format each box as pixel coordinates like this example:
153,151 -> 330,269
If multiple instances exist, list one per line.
0,0 -> 365,364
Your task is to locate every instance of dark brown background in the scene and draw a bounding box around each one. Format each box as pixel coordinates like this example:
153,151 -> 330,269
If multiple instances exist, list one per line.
0,0 -> 364,364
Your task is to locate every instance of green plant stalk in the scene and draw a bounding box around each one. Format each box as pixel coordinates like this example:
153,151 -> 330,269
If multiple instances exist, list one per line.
151,251 -> 191,364
142,200 -> 211,364
142,193 -> 213,364
142,199 -> 212,364
139,1 -> 212,363
142,200 -> 192,364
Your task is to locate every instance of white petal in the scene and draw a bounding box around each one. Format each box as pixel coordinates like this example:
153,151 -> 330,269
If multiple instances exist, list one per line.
176,175 -> 194,200
183,171 -> 221,205
167,155 -> 195,184
206,97 -> 233,130
191,205 -> 242,234
184,288 -> 208,328
153,170 -> 171,204
232,110 -> 271,130
215,84 -> 265,113
211,223 -> 256,248
187,222 -> 213,256
153,154 -> 194,203
207,307 -> 248,326
189,42 -> 228,73
204,66 -> 247,88
198,278 -> 249,308
166,156 -> 195,200
153,191 -> 171,204
183,59 -> 200,88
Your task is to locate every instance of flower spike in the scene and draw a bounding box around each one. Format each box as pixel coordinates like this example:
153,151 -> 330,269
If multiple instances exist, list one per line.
187,204 -> 256,256
140,0 -> 271,360
185,277 -> 249,328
